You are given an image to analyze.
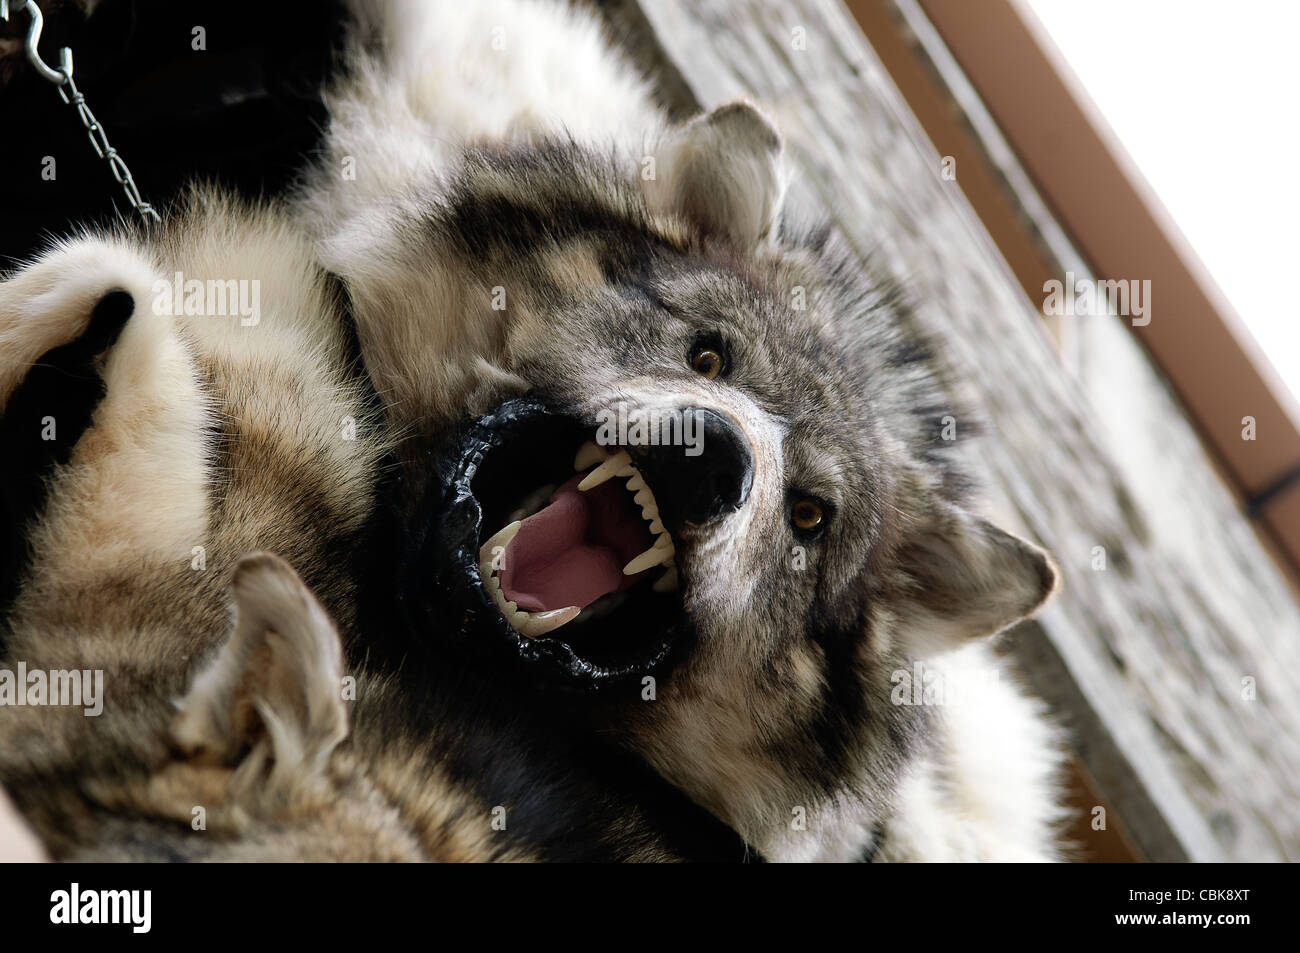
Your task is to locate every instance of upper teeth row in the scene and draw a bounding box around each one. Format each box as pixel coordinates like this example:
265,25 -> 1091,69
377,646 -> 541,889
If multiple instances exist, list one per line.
573,442 -> 676,578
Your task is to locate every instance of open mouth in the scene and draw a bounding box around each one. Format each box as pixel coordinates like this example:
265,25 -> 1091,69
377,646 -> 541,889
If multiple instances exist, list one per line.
478,442 -> 679,638
450,398 -> 684,684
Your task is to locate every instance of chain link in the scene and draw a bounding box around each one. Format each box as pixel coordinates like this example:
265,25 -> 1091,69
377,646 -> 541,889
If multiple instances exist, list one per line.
56,74 -> 161,224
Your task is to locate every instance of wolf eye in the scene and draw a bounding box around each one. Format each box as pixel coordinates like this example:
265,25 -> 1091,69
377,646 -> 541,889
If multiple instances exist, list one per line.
690,346 -> 725,379
791,499 -> 825,534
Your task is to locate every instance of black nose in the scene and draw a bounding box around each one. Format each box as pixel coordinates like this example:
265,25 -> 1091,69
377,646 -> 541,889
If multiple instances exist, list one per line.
634,407 -> 754,526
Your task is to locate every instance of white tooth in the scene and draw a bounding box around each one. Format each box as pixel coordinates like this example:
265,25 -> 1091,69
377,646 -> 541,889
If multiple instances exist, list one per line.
654,534 -> 675,555
648,518 -> 664,535
513,605 -> 582,638
626,473 -> 646,492
652,566 -> 679,593
578,450 -> 632,491
574,441 -> 609,471
488,578 -> 513,615
624,544 -> 673,576
478,520 -> 522,570
633,488 -> 653,508
485,568 -> 581,638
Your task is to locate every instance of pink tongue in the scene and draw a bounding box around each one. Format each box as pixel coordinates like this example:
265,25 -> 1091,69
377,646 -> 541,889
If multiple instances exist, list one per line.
498,472 -> 654,612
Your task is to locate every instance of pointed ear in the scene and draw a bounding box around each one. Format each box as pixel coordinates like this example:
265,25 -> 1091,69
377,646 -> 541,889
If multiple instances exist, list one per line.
643,101 -> 786,246
896,504 -> 1059,655
172,552 -> 348,785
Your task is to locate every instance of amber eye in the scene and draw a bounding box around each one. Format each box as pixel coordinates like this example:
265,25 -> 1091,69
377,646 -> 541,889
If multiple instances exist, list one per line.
690,346 -> 724,379
791,499 -> 824,532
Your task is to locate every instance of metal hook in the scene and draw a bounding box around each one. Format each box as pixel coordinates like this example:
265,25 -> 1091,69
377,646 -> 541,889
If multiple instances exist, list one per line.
1,0 -> 73,86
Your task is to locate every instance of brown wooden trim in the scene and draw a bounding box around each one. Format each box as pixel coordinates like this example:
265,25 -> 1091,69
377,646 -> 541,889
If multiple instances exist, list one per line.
848,0 -> 1300,579
1062,756 -> 1143,862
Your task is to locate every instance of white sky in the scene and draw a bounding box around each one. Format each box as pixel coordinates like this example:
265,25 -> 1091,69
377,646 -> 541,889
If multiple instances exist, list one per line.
1022,0 -> 1300,397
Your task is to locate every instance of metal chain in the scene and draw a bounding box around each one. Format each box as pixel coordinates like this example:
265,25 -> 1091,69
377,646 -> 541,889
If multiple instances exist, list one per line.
3,0 -> 161,225
56,72 -> 161,223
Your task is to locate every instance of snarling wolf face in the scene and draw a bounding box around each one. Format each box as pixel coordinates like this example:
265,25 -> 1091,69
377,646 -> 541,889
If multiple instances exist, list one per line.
340,103 -> 1058,850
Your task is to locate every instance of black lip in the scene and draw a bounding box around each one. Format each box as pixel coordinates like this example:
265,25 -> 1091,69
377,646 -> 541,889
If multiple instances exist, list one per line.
412,396 -> 683,689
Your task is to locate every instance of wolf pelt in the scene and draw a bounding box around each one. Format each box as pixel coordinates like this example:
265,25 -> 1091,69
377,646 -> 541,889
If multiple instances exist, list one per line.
0,211 -> 489,861
301,0 -> 1067,861
1,0 -> 1065,861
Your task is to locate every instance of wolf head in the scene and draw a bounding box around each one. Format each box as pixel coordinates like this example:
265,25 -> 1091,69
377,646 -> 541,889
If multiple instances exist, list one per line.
333,102 -> 1058,855
36,553 -> 501,862
6,553 -> 539,862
